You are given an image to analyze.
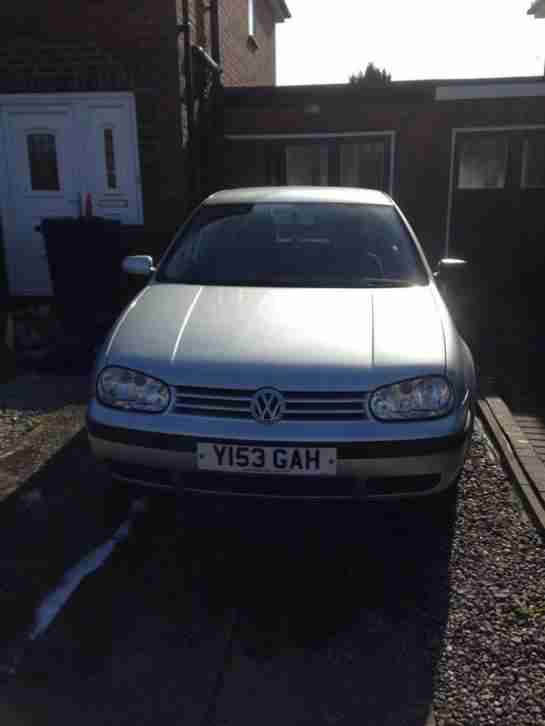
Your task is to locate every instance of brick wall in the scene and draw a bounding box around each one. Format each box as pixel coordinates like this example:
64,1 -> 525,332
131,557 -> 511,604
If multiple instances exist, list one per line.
0,0 -> 185,256
174,1 -> 277,88
220,0 -> 276,86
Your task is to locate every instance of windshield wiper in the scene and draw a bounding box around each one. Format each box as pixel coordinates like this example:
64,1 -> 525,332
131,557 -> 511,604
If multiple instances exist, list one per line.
157,277 -> 424,288
357,278 -> 422,288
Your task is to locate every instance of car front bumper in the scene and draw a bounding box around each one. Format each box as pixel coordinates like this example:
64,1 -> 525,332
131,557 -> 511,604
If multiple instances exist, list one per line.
87,403 -> 473,500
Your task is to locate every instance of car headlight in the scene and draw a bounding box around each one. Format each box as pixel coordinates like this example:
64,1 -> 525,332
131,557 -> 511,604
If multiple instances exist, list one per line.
370,376 -> 454,421
97,367 -> 171,413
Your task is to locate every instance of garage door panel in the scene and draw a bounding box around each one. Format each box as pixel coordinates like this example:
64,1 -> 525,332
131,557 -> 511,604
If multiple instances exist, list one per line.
450,129 -> 545,293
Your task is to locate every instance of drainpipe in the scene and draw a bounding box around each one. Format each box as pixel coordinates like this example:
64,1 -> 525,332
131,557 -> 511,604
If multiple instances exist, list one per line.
180,0 -> 197,205
192,45 -> 221,75
209,0 -> 222,195
178,0 -> 222,206
210,0 -> 220,65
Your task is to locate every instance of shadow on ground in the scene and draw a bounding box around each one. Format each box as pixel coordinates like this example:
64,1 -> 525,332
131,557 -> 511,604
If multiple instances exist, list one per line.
202,497 -> 455,726
1,485 -> 457,726
0,428 -> 111,648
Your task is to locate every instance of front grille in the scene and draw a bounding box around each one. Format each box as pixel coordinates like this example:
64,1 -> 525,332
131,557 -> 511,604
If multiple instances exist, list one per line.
172,386 -> 368,422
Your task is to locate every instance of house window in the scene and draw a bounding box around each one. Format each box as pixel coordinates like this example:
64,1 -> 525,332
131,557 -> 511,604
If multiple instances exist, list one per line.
103,128 -> 118,190
521,136 -> 545,188
248,0 -> 255,37
286,145 -> 329,186
27,133 -> 60,191
458,136 -> 508,189
340,140 -> 387,191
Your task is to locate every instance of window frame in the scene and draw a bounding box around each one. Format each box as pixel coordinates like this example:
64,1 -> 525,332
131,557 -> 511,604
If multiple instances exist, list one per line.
456,134 -> 509,191
223,132 -> 396,194
521,134 -> 545,189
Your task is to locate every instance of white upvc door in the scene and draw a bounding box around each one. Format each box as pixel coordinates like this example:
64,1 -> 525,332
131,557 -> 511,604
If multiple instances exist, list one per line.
0,93 -> 143,296
2,106 -> 80,296
78,99 -> 142,224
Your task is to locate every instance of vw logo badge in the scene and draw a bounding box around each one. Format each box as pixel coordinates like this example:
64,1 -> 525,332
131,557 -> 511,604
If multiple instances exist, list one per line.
251,388 -> 285,425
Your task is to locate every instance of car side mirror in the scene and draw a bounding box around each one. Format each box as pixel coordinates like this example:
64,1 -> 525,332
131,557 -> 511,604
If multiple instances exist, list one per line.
434,258 -> 467,284
122,255 -> 156,277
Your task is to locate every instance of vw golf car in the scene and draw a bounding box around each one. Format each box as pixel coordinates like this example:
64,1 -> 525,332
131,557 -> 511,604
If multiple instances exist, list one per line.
87,187 -> 475,500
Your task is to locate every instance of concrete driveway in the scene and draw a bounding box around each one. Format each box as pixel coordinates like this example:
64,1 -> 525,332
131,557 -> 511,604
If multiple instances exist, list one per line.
0,453 -> 448,726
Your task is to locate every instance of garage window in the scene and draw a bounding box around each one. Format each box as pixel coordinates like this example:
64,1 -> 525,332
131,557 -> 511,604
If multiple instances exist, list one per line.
521,136 -> 545,188
286,145 -> 328,186
340,140 -> 387,191
458,136 -> 507,189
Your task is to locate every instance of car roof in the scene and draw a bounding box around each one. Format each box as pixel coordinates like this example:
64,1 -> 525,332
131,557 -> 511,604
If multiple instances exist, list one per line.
203,187 -> 393,206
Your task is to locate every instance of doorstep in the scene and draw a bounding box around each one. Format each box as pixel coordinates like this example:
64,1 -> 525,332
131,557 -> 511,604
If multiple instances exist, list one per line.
478,397 -> 545,535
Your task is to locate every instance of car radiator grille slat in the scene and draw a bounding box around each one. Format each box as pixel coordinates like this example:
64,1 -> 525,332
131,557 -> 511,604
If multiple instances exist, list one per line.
173,386 -> 368,421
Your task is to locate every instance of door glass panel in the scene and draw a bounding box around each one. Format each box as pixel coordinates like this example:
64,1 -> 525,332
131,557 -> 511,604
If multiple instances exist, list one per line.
340,140 -> 387,190
458,137 -> 507,189
522,136 -> 545,188
286,145 -> 328,185
27,133 -> 60,191
104,128 -> 117,189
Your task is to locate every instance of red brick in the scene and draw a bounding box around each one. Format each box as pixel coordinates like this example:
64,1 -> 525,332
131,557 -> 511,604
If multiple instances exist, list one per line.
219,0 -> 276,86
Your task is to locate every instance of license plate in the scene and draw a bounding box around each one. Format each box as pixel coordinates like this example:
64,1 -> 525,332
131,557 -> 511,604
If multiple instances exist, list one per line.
197,443 -> 337,476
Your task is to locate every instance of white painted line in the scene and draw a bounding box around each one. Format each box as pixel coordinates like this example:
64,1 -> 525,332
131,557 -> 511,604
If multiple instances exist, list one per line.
28,518 -> 131,641
0,500 -> 150,677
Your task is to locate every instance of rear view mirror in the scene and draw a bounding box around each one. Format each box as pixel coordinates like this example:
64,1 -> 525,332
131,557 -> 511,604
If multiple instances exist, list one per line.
122,255 -> 155,277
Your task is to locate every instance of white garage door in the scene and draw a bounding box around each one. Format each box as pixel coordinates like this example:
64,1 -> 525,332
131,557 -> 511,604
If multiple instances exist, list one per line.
0,93 -> 143,296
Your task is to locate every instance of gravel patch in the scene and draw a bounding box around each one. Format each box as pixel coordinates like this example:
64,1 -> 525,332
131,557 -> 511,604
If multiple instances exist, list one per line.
0,375 -> 88,456
0,409 -> 42,455
434,421 -> 545,726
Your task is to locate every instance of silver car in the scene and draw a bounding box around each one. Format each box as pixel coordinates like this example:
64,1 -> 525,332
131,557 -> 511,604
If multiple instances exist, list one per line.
87,187 -> 475,501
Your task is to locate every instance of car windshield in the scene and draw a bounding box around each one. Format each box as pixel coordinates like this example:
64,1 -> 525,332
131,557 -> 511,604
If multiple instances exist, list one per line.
157,202 -> 429,288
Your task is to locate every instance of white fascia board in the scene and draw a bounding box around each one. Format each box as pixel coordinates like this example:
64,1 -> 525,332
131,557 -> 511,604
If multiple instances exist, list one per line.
436,82 -> 545,101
